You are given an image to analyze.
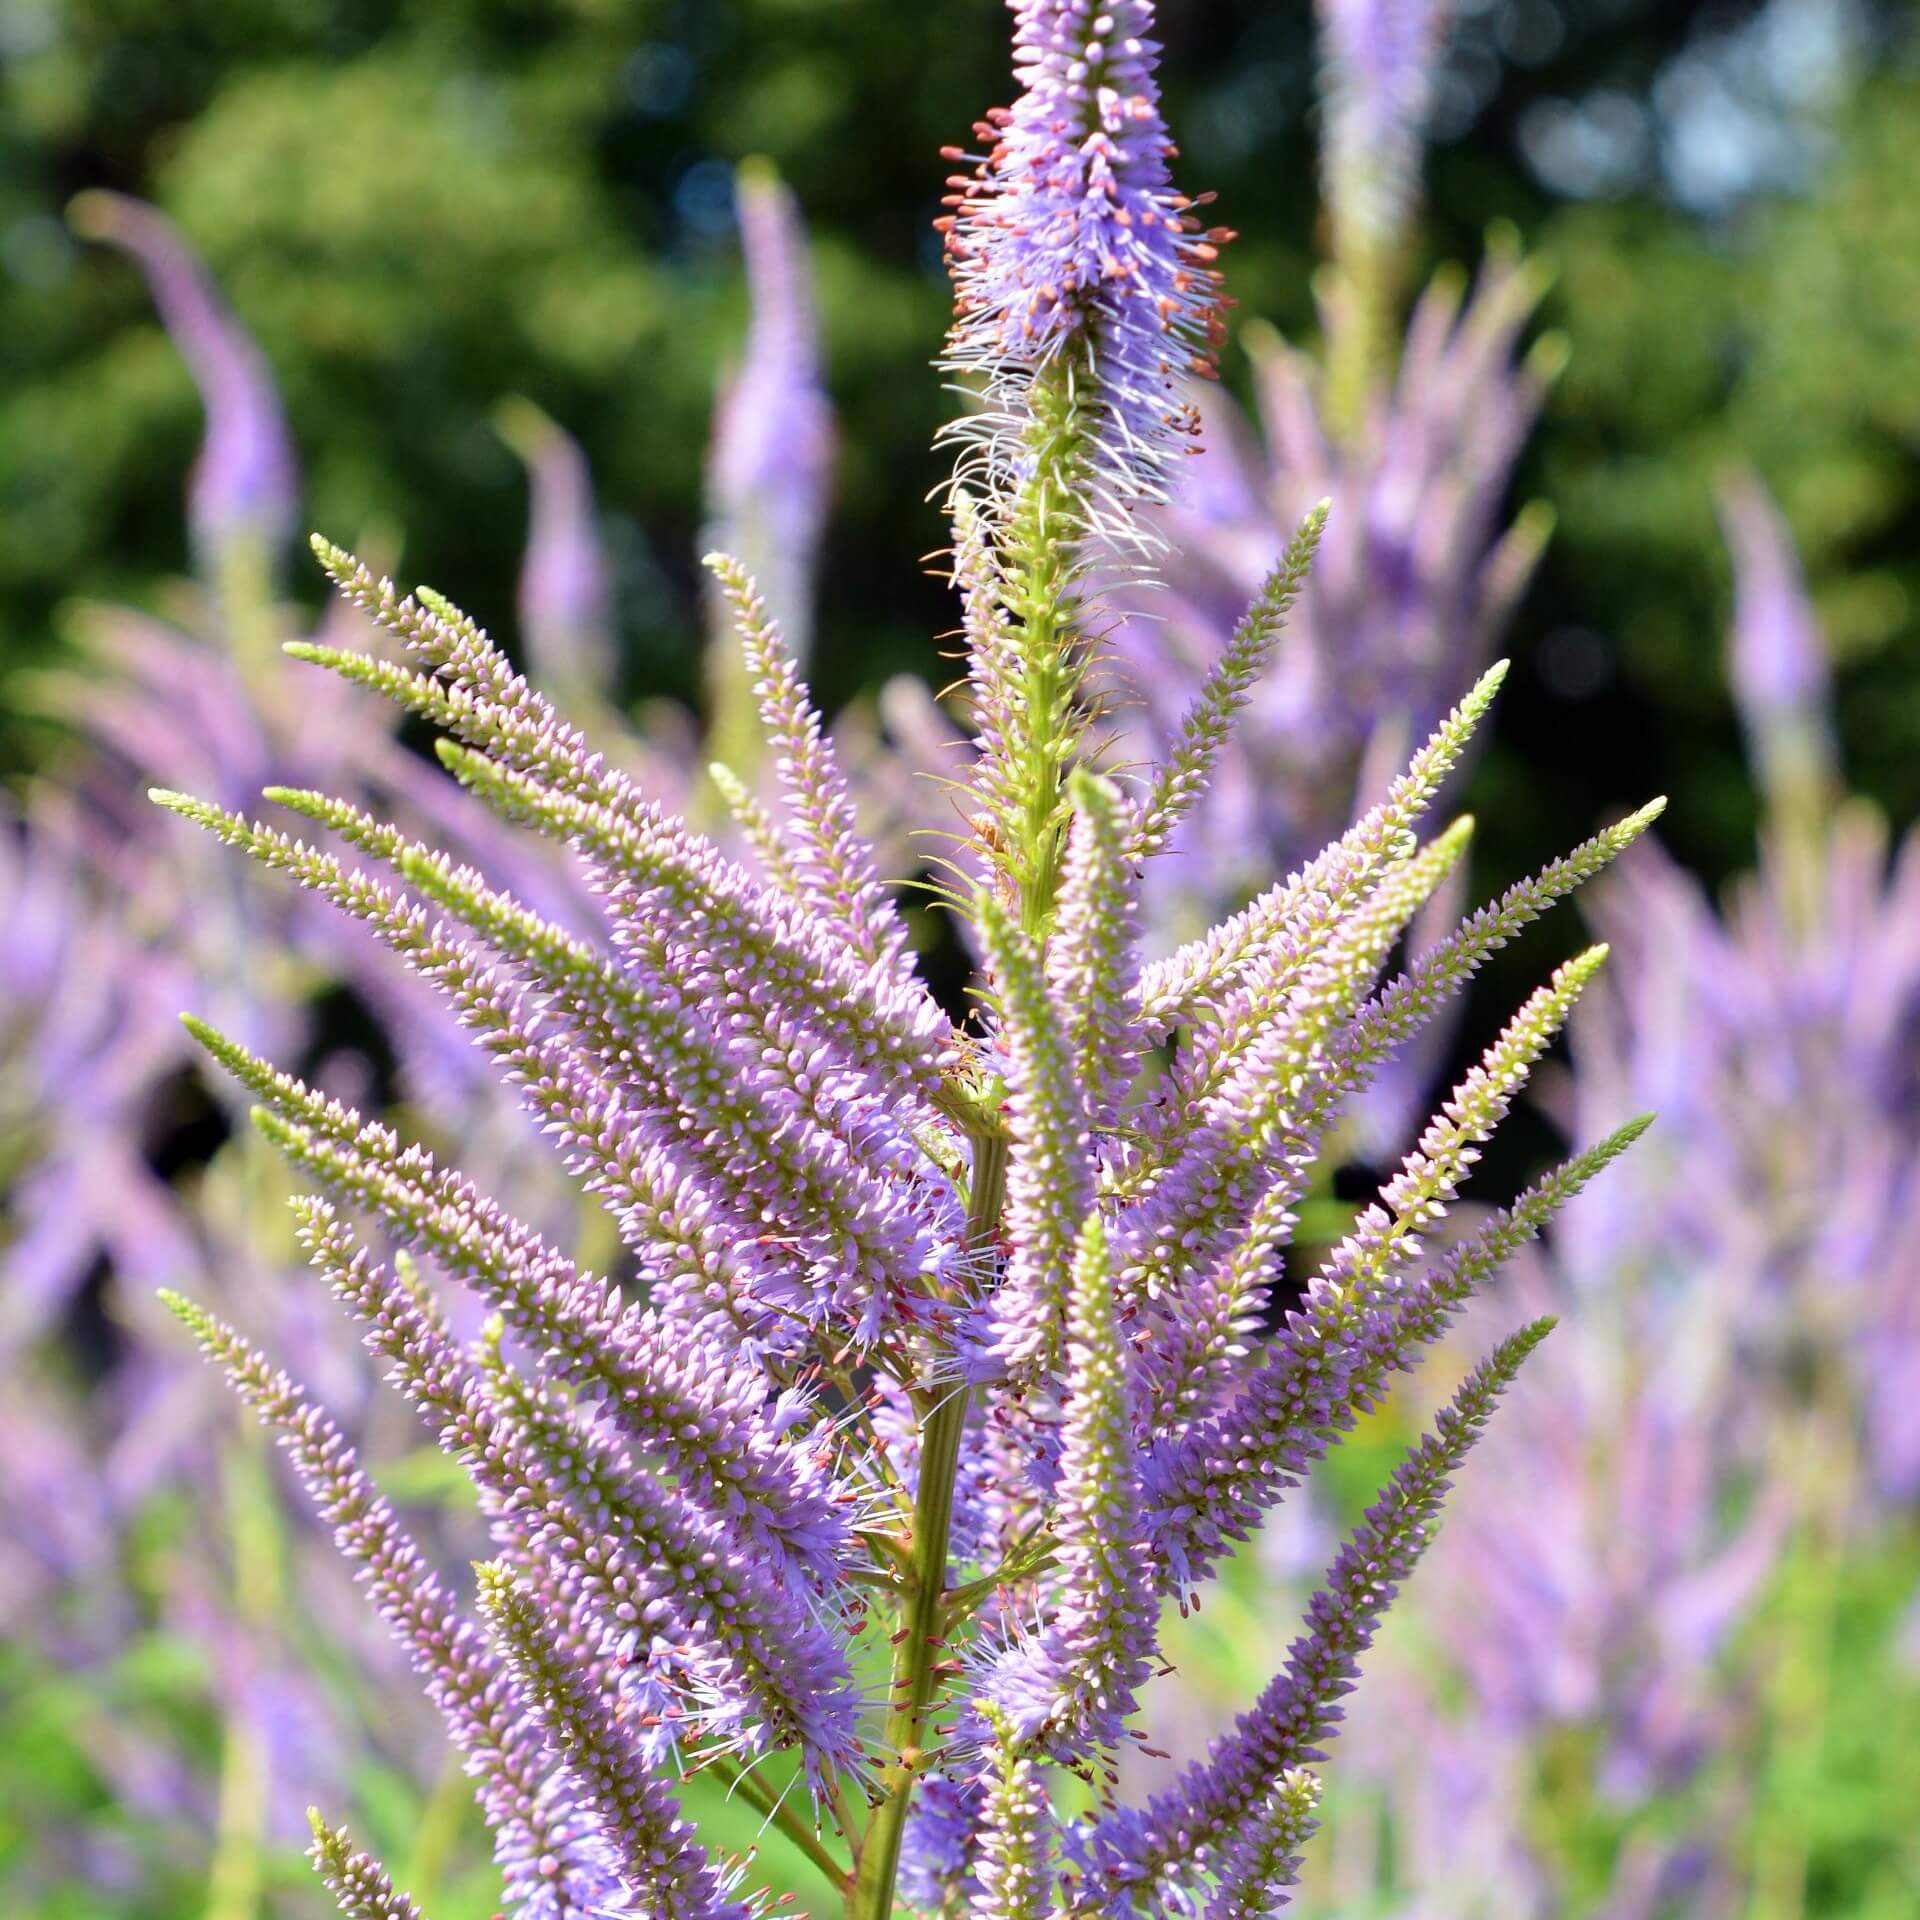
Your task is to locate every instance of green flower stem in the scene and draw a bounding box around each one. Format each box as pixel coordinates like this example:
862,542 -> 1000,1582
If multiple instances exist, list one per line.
1749,1350 -> 1856,1920
704,1753 -> 853,1896
1000,357 -> 1093,936
850,348 -> 1086,1920
850,1129 -> 1008,1920
398,1754 -> 470,1909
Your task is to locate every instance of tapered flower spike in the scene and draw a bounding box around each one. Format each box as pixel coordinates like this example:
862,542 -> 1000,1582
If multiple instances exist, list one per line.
1317,0 -> 1450,274
1151,807 -> 1476,1147
477,1565 -> 754,1920
707,159 -> 836,668
1088,1320 -> 1556,1914
1130,499 -> 1331,863
707,758 -> 803,897
295,1201 -> 860,1777
972,1707 -> 1055,1920
705,552 -> 908,975
1716,471 -> 1838,844
1144,948 -> 1610,1590
1203,1769 -> 1321,1920
1135,658 -> 1509,1032
1048,772 -> 1144,1132
254,1110 -> 847,1572
941,0 -> 1229,521
307,1814 -> 437,1920
983,1214 -> 1155,1758
497,397 -> 616,702
1113,816 -> 1476,1310
178,1012 -> 841,1543
417,744 -> 957,1094
974,892 -> 1095,1382
160,1294 -> 624,1916
161,778 -> 953,1341
68,190 -> 298,573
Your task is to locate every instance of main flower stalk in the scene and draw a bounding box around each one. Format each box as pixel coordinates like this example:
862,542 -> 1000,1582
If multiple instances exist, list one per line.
855,338 -> 1092,1911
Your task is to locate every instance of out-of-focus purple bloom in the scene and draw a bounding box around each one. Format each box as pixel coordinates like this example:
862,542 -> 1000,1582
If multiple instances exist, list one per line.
1103,253 -> 1552,954
1716,471 -> 1839,851
706,161 -> 836,665
499,397 -> 617,703
1318,0 -> 1450,271
940,0 -> 1228,514
1287,489 -> 1920,1916
0,798 -> 199,1350
1718,471 -> 1830,729
1,207 -> 587,1908
68,190 -> 299,577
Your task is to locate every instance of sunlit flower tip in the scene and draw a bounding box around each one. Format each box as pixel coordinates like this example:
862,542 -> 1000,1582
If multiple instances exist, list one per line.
307,1814 -> 436,1920
67,189 -> 299,568
941,0 -> 1231,502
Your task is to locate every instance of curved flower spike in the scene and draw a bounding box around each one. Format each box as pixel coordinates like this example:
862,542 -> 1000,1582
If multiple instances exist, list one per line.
69,190 -> 298,575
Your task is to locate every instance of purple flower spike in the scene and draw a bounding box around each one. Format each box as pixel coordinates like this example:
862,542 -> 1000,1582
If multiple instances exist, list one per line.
707,160 -> 836,661
140,19 -> 1658,1919
941,0 -> 1230,511
1718,472 -> 1828,725
1716,471 -> 1838,826
498,397 -> 617,702
1317,0 -> 1450,263
69,190 -> 298,574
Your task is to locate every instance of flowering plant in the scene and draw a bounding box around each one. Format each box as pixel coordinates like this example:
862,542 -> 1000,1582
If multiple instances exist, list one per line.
156,5 -> 1658,1916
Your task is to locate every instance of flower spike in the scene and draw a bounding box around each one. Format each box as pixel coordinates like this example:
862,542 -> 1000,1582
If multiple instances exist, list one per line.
146,15 -> 1656,1916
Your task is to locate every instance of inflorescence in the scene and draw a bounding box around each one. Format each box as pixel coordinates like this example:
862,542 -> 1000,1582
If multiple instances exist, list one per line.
154,5 -> 1656,1917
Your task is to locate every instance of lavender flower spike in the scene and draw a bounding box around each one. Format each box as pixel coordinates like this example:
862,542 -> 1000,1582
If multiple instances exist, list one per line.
1318,0 -> 1450,275
1717,470 -> 1838,833
155,16 -> 1652,1919
707,159 -> 836,664
982,1215 -> 1155,1759
974,1706 -> 1056,1920
497,397 -> 617,703
1090,1319 -> 1556,1915
68,190 -> 298,574
477,1565 -> 753,1920
940,0 -> 1230,516
161,1294 -> 629,1916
